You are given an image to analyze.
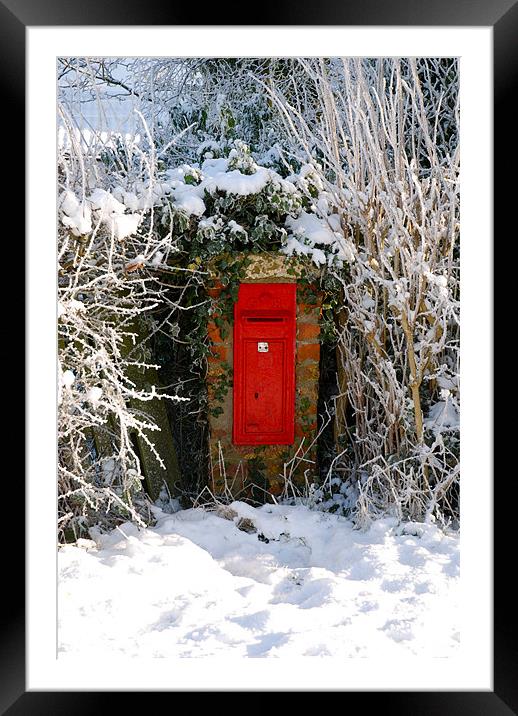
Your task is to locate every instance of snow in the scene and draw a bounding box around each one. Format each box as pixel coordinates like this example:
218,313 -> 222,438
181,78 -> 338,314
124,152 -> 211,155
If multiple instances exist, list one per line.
60,194 -> 92,237
88,188 -> 142,239
89,188 -> 127,218
60,190 -> 80,217
172,187 -> 206,217
62,370 -> 75,388
110,213 -> 141,241
198,215 -> 223,231
196,140 -> 221,157
283,236 -> 328,267
425,398 -> 460,434
200,156 -> 229,177
286,211 -> 336,246
196,156 -> 297,199
283,210 -> 354,267
113,187 -> 140,213
227,219 -> 246,234
205,167 -> 272,196
58,298 -> 86,317
58,154 -> 353,266
87,386 -> 103,406
58,503 -> 460,657
59,188 -> 142,240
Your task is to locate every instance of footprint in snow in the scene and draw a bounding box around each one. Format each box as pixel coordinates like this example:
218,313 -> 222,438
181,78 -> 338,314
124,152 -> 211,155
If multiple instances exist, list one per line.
397,543 -> 427,567
382,618 -> 414,642
414,581 -> 434,594
271,574 -> 335,609
303,644 -> 333,656
359,599 -> 379,612
381,577 -> 407,593
347,558 -> 378,581
246,631 -> 290,657
229,610 -> 270,632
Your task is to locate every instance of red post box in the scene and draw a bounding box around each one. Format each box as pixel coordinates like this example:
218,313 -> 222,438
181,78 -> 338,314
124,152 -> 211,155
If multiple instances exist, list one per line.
233,283 -> 296,445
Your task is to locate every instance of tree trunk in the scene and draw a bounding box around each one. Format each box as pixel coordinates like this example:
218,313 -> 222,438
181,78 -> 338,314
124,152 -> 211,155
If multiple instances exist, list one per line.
121,319 -> 181,501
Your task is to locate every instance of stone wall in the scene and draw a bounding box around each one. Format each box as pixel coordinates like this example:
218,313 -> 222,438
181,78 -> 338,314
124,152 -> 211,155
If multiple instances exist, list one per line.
206,255 -> 322,500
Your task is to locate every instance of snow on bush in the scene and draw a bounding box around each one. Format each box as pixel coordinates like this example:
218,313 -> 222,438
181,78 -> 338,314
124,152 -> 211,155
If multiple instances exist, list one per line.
262,57 -> 460,526
58,108 -> 190,542
158,143 -> 355,268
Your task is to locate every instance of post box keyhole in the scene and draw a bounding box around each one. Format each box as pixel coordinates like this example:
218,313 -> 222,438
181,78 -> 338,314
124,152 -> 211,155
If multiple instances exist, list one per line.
255,392 -> 259,399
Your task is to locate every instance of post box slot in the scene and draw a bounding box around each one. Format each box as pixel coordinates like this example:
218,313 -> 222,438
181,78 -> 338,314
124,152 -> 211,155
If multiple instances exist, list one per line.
246,317 -> 284,323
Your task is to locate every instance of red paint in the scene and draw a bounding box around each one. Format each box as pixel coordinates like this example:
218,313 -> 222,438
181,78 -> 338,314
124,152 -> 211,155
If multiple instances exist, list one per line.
233,283 -> 296,445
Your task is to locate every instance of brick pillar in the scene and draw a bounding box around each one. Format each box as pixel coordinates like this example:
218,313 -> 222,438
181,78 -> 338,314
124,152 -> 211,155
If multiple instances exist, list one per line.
294,291 -> 322,481
206,257 -> 322,501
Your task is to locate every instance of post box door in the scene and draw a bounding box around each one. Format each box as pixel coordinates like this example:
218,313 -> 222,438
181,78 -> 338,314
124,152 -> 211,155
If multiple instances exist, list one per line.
233,283 -> 296,445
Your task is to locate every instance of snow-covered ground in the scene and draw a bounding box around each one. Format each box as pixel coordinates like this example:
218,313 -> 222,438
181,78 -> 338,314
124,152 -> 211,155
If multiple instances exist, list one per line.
58,502 -> 460,658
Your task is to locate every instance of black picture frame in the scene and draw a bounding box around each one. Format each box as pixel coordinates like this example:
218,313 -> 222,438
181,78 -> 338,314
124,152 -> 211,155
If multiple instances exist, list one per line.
8,0 -> 509,711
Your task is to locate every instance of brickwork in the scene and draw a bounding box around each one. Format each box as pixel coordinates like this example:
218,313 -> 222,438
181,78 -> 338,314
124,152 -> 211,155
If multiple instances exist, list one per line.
206,258 -> 322,501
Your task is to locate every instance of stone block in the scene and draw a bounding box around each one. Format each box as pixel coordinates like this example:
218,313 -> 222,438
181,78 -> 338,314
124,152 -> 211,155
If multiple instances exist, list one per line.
208,345 -> 228,362
208,320 -> 224,344
297,343 -> 321,362
297,323 -> 321,341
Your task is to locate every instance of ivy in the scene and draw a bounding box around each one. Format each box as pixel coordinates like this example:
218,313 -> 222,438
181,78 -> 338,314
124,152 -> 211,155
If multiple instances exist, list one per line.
208,361 -> 233,417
